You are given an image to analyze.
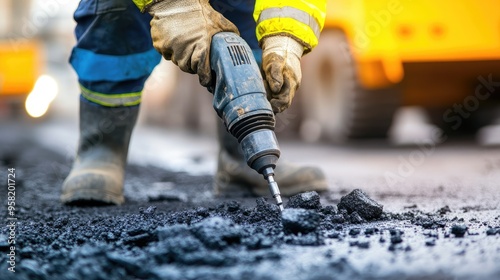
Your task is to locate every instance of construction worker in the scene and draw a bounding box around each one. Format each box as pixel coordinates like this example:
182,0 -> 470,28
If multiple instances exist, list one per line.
61,0 -> 328,205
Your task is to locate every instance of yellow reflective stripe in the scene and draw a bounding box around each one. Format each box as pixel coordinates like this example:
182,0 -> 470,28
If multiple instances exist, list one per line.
80,85 -> 141,107
256,18 -> 319,51
254,0 -> 326,51
258,7 -> 321,40
80,85 -> 141,99
254,0 -> 326,27
132,0 -> 153,12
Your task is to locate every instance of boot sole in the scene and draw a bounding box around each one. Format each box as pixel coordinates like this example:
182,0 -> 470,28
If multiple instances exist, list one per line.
60,189 -> 124,206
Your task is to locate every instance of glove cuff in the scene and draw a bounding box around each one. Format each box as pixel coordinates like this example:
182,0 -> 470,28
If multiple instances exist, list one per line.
262,36 -> 304,59
146,0 -> 202,14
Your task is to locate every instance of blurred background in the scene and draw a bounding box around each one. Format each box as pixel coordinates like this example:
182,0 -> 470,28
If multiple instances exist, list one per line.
0,0 -> 499,179
1,2 -> 499,277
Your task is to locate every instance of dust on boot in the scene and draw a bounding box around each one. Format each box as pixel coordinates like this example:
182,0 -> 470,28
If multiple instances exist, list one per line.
61,101 -> 138,205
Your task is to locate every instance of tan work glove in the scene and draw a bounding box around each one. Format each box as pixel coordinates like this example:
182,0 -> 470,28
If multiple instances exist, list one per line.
147,0 -> 239,87
261,36 -> 304,114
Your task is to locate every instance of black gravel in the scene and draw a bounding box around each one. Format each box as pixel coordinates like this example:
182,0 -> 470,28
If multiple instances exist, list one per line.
1,130 -> 499,280
337,189 -> 383,220
486,228 -> 499,236
285,191 -> 321,210
451,224 -> 468,237
281,208 -> 321,234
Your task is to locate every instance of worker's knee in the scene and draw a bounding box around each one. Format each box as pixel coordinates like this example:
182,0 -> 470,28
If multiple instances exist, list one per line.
73,0 -> 153,55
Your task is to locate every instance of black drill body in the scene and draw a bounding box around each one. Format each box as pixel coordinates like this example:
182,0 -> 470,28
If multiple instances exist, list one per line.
208,32 -> 284,211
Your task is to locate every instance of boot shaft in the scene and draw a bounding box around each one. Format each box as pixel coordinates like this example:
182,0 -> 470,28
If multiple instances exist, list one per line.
78,100 -> 139,162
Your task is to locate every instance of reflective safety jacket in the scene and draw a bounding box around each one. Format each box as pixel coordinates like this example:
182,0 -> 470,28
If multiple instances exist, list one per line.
132,0 -> 326,53
253,0 -> 325,52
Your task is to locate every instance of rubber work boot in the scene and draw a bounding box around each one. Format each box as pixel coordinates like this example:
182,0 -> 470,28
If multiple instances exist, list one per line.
214,122 -> 329,197
61,101 -> 138,205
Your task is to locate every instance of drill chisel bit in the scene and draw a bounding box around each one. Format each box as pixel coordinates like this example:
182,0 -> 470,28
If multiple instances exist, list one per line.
263,167 -> 284,211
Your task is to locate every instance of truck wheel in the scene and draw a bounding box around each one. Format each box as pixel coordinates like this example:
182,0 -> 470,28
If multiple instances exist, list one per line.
299,29 -> 400,143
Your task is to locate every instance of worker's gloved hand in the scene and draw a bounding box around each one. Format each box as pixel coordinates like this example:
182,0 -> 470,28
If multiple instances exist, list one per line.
147,0 -> 239,87
261,36 -> 304,114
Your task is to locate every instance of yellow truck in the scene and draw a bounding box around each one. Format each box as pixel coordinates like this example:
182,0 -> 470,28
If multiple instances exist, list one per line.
0,0 -> 50,119
300,0 -> 500,141
0,40 -> 41,111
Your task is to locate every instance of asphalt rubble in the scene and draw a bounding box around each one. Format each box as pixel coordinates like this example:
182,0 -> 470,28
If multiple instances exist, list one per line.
1,188 -> 383,279
0,141 -> 499,280
3,187 -> 498,280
